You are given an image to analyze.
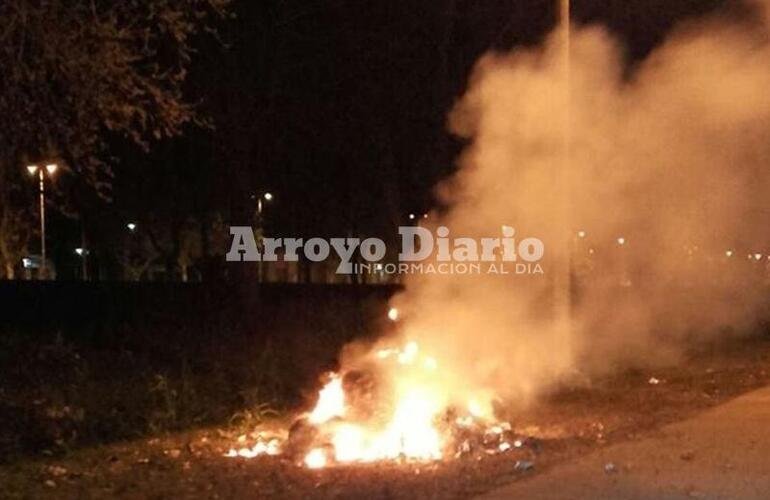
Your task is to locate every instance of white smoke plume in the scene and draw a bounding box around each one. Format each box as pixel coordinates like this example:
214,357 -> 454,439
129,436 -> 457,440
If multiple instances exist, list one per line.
381,1 -> 770,407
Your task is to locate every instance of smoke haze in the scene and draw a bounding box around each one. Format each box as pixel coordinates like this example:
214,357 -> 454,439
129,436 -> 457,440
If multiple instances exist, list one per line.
383,1 -> 770,407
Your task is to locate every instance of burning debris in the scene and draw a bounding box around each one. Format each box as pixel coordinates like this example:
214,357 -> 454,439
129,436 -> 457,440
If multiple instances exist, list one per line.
226,341 -> 530,468
225,435 -> 282,459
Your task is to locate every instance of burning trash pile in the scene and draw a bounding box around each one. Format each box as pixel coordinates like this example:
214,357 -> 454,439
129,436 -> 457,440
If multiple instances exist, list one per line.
226,339 -> 530,469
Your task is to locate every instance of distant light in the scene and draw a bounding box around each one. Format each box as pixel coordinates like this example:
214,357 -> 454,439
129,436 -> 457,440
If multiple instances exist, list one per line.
264,192 -> 273,201
127,223 -> 137,232
75,248 -> 86,257
27,165 -> 38,176
617,237 -> 626,246
588,248 -> 595,255
725,250 -> 733,258
45,164 -> 58,175
423,214 -> 429,219
755,253 -> 763,261
577,231 -> 586,238
409,214 -> 416,221
387,307 -> 399,322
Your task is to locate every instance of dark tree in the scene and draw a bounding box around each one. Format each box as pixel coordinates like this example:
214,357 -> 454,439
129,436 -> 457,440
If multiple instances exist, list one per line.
0,0 -> 230,277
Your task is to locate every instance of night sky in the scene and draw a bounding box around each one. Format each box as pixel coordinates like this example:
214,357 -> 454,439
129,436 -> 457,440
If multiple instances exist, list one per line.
83,0 -> 743,273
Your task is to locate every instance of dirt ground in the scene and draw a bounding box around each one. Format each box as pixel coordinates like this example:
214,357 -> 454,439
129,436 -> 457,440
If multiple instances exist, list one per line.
2,337 -> 769,500
480,385 -> 770,499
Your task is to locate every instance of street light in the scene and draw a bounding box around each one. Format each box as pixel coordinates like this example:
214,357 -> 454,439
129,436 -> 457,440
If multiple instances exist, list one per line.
252,192 -> 274,282
127,222 -> 137,232
26,163 -> 58,279
75,248 -> 89,280
253,192 -> 274,216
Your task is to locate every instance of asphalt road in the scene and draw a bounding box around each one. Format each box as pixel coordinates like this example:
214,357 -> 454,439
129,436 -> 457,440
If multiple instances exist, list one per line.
478,386 -> 770,500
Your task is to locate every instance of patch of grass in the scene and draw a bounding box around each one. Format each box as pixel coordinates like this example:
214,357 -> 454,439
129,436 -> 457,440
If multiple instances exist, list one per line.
0,286 -> 389,462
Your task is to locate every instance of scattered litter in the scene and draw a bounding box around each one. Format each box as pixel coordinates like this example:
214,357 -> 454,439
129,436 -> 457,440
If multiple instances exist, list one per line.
604,462 -> 618,474
46,465 -> 68,477
514,460 -> 534,471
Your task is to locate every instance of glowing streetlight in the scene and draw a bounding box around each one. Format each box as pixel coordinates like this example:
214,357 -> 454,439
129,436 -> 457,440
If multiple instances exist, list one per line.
387,307 -> 399,322
127,222 -> 137,232
253,192 -> 274,283
577,230 -> 586,238
725,250 -> 733,258
253,192 -> 274,216
617,237 -> 626,246
26,163 -> 58,279
75,247 -> 90,279
408,213 -> 416,221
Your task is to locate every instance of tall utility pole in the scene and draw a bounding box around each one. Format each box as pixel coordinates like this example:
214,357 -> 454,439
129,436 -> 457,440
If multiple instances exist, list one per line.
26,163 -> 58,279
554,0 -> 572,334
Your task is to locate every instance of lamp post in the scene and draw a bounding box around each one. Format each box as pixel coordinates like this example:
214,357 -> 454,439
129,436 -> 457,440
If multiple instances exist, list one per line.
252,192 -> 274,282
252,191 -> 274,228
258,192 -> 273,216
553,0 -> 572,334
75,247 -> 89,280
26,163 -> 57,279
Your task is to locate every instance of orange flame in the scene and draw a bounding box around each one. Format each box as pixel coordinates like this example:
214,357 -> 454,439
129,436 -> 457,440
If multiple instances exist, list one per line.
227,340 -> 507,467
